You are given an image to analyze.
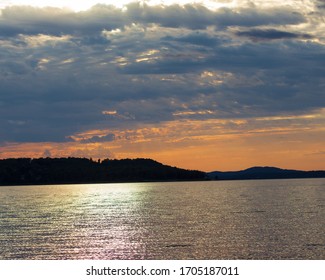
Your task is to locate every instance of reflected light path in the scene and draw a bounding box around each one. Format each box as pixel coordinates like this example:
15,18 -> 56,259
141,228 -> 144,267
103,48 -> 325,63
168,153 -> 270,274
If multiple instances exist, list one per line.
1,180 -> 324,259
0,183 -> 150,259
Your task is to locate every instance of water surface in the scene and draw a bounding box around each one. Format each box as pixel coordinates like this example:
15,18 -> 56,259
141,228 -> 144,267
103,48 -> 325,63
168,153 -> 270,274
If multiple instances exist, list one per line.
0,179 -> 324,259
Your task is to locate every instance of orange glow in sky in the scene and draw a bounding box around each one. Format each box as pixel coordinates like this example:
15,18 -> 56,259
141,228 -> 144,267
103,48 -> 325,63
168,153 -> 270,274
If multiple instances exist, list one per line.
1,111 -> 324,171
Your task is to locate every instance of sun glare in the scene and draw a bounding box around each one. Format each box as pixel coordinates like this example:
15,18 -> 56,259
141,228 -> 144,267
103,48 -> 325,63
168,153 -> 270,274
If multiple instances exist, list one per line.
2,0 -> 315,12
2,0 -> 124,11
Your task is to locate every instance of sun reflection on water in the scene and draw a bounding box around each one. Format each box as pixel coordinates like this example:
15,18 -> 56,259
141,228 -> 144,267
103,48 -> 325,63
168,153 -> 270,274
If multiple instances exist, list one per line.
1,180 -> 324,259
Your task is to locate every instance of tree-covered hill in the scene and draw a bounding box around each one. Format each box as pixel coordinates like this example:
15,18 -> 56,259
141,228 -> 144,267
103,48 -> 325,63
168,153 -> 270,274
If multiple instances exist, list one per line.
0,157 -> 206,186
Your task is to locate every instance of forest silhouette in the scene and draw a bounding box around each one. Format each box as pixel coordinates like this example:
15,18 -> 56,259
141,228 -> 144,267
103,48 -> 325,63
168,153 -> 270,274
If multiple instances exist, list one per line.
1,157 -> 324,186
0,157 -> 206,186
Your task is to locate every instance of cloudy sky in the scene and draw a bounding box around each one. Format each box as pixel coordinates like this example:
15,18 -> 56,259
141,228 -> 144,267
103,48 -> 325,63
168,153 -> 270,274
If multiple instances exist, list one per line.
0,0 -> 324,171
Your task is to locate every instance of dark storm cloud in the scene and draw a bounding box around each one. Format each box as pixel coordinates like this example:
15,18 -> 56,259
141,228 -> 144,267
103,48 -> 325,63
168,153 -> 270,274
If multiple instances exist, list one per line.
235,28 -> 314,41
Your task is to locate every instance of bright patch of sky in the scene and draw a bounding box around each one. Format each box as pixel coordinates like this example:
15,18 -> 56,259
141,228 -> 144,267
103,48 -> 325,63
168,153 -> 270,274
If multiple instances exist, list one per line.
3,0 -> 316,11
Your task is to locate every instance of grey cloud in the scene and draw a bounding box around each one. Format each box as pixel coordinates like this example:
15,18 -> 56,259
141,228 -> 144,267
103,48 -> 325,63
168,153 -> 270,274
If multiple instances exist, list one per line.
127,3 -> 305,29
214,8 -> 305,28
162,32 -> 224,47
80,133 -> 116,143
1,61 -> 29,75
119,58 -> 205,75
43,149 -> 52,158
315,0 -> 325,9
0,3 -> 306,39
0,4 -> 324,144
119,36 -> 325,76
70,146 -> 114,159
0,5 -> 124,37
76,34 -> 111,46
126,3 -> 216,29
235,28 -> 313,41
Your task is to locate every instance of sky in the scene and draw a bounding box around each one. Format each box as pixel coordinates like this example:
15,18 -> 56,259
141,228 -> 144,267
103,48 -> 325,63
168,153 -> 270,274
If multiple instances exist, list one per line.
0,0 -> 324,171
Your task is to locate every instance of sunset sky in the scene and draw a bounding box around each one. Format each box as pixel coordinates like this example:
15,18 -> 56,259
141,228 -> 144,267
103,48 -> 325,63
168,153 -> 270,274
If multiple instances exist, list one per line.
0,0 -> 324,171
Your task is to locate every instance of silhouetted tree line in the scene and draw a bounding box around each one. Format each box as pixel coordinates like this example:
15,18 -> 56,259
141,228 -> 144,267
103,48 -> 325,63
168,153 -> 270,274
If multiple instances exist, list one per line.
0,157 -> 206,186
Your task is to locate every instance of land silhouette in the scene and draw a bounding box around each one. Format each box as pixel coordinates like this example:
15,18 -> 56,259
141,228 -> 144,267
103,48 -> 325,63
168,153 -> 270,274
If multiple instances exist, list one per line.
0,157 -> 324,186
0,157 -> 205,186
208,166 -> 325,180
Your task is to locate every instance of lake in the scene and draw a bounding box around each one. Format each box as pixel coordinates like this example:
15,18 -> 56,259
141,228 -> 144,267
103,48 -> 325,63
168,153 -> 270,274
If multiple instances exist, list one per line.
0,179 -> 324,259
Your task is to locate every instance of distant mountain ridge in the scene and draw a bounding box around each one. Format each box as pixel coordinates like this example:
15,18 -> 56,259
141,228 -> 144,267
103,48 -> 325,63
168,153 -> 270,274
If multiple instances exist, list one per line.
208,166 -> 325,180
